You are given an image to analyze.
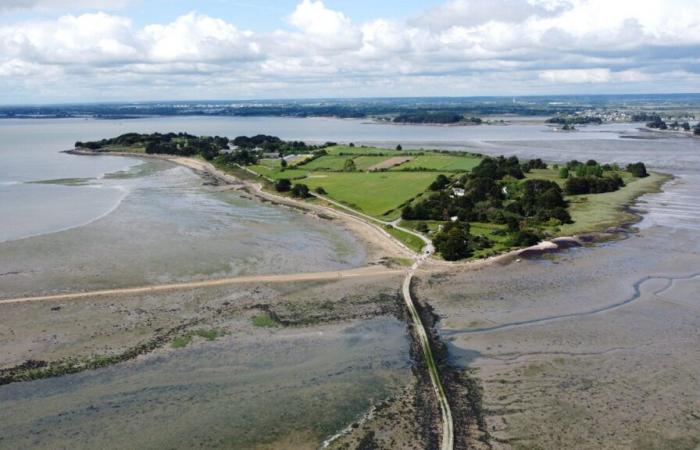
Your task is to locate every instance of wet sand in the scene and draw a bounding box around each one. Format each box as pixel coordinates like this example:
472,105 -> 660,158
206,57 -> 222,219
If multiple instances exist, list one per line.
416,222 -> 700,449
0,274 -> 414,449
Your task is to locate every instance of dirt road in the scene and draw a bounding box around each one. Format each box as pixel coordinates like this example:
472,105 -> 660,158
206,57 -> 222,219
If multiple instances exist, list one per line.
0,266 -> 402,305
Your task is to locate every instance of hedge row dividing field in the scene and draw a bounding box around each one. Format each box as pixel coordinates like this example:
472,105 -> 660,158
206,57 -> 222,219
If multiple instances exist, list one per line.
247,145 -> 484,220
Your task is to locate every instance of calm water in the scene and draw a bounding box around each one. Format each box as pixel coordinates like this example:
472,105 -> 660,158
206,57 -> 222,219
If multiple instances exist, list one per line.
1,116 -> 699,449
0,116 -> 656,242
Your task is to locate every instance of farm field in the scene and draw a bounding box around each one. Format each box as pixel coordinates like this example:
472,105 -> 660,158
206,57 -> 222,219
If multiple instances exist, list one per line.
300,156 -> 350,171
325,145 -> 401,156
246,146 -> 486,220
303,172 -> 441,220
393,154 -> 481,172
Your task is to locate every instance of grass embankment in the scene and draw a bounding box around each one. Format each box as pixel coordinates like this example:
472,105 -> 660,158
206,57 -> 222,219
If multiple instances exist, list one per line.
560,171 -> 670,235
384,226 -> 426,253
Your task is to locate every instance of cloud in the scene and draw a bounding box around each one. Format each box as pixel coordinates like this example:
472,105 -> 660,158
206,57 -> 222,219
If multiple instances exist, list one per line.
0,0 -> 699,102
539,68 -> 612,83
0,0 -> 132,11
141,12 -> 260,63
287,0 -> 361,50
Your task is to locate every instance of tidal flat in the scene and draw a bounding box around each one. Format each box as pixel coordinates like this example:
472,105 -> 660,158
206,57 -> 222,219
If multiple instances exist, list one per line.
416,221 -> 700,449
0,274 -> 413,449
0,160 -> 368,298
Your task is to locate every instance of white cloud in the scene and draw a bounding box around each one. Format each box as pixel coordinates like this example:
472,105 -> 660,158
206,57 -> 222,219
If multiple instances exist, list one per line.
539,68 -> 612,83
141,12 -> 260,62
0,0 -> 132,11
287,0 -> 361,50
0,0 -> 699,102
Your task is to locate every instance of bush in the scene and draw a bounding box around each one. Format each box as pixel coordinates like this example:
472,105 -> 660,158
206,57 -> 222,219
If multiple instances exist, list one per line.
291,183 -> 310,198
275,179 -> 292,192
626,162 -> 648,178
433,222 -> 473,261
314,186 -> 327,195
508,230 -> 541,247
416,222 -> 429,233
429,174 -> 450,191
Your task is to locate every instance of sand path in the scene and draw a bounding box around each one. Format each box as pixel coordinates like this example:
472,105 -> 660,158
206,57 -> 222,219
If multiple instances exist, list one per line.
0,266 -> 402,306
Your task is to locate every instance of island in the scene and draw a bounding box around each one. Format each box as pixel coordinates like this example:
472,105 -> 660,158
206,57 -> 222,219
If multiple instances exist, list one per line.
74,133 -> 666,261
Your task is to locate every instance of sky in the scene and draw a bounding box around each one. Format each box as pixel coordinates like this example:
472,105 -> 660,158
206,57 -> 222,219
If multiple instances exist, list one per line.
0,0 -> 699,104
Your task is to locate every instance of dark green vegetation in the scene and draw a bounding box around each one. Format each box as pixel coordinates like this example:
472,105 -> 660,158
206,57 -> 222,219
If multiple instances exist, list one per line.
402,156 -> 648,260
546,116 -> 603,125
392,112 -> 483,125
561,160 -> 626,195
644,115 -> 700,134
80,132 -> 653,261
76,132 -> 230,160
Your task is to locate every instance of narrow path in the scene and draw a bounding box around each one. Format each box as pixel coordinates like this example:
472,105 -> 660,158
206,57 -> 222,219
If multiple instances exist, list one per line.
0,266 -> 402,305
403,257 -> 454,450
67,152 -> 454,449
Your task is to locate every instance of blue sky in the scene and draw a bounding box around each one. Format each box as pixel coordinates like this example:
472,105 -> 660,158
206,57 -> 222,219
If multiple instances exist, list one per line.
0,0 -> 699,103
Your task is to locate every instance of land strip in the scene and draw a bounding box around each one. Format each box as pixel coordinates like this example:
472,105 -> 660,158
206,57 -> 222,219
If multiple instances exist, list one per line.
0,266 -> 402,305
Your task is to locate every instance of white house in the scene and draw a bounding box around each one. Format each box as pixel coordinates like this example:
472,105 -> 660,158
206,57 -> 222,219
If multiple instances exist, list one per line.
452,187 -> 465,197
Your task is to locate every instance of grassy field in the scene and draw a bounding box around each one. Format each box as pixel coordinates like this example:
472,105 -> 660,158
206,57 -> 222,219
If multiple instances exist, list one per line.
525,167 -> 638,187
394,154 -> 482,172
258,158 -> 283,168
248,165 -> 309,180
560,172 -> 670,235
300,156 -> 350,171
304,172 -> 440,220
353,155 -> 397,170
326,145 -> 400,156
384,226 -> 426,253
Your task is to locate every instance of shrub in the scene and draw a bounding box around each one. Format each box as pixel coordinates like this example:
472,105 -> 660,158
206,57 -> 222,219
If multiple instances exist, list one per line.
275,178 -> 292,192
291,183 -> 310,198
508,230 -> 541,247
626,162 -> 648,178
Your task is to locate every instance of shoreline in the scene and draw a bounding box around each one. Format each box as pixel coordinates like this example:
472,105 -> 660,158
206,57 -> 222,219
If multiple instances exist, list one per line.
67,149 -> 417,264
66,149 -> 671,269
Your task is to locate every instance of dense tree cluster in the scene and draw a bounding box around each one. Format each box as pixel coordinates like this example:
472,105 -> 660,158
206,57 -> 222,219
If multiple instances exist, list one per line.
521,158 -> 548,172
432,222 -> 491,261
76,133 -> 229,160
215,149 -> 258,166
471,156 -> 525,180
402,155 -> 578,259
392,112 -> 474,124
546,116 -> 603,125
646,116 -> 668,130
564,175 -> 624,195
561,159 -> 626,195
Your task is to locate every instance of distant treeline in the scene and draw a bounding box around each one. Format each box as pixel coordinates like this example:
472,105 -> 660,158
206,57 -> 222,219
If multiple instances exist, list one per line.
645,116 -> 700,134
546,116 -> 603,125
392,112 -> 483,124
1,99 -> 603,120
